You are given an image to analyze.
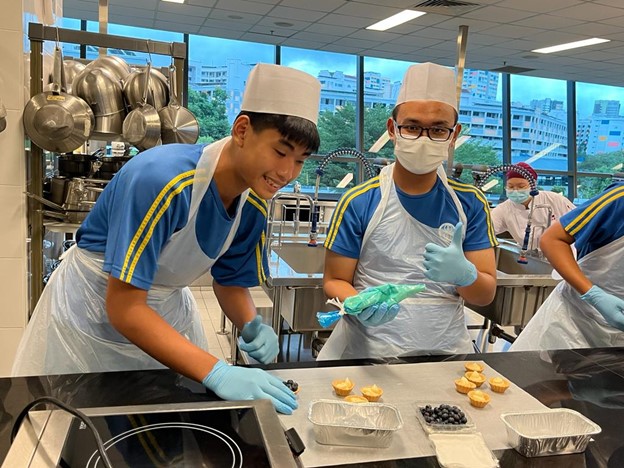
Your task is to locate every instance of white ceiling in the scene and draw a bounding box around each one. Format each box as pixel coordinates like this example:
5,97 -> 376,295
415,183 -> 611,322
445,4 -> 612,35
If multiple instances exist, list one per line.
62,0 -> 624,87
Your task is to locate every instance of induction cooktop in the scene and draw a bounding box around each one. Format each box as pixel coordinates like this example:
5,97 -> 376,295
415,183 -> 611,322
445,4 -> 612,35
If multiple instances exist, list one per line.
4,400 -> 297,467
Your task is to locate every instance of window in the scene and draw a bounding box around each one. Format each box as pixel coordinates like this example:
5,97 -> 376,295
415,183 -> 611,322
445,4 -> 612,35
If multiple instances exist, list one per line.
86,23 -> 183,68
363,56 -> 412,161
187,35 -> 274,143
282,47 -> 357,192
455,69 -> 503,189
510,75 -> 569,196
575,82 -> 624,197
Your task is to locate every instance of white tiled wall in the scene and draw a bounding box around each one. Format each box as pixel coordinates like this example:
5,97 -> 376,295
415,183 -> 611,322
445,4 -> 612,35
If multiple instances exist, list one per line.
0,0 -> 27,376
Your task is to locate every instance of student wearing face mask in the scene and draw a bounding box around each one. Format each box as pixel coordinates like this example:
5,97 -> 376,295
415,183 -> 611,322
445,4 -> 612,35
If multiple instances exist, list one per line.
491,162 -> 575,251
317,63 -> 497,360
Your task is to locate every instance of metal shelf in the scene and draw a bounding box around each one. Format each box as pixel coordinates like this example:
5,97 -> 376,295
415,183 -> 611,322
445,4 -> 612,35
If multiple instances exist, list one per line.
27,23 -> 187,312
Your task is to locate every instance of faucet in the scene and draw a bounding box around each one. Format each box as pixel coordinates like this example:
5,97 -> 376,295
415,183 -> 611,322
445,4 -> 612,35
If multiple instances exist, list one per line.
526,204 -> 553,255
474,164 -> 539,263
310,148 -> 376,246
267,191 -> 315,248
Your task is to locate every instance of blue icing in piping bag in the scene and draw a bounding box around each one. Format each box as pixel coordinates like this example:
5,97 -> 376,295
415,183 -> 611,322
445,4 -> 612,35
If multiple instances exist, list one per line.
316,283 -> 426,328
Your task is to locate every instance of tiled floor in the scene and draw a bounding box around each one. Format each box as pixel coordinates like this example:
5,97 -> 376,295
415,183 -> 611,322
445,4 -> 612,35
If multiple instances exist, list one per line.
191,286 -> 513,363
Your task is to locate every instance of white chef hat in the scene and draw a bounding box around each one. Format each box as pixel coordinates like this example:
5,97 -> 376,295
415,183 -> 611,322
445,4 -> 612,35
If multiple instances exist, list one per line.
241,63 -> 321,125
396,62 -> 457,111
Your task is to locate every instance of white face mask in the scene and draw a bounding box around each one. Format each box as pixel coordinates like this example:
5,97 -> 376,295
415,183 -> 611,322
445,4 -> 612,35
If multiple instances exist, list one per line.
393,136 -> 450,175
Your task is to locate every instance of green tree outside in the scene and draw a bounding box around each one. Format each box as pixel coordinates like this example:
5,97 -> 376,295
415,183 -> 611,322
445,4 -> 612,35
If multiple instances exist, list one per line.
187,88 -> 230,144
298,103 -> 397,189
577,150 -> 623,198
453,137 -> 503,192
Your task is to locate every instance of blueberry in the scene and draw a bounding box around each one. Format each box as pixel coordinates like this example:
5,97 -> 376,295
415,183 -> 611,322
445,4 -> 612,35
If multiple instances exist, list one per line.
283,379 -> 299,392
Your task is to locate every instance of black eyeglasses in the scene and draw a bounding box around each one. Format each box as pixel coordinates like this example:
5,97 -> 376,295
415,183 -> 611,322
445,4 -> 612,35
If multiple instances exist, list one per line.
394,123 -> 455,141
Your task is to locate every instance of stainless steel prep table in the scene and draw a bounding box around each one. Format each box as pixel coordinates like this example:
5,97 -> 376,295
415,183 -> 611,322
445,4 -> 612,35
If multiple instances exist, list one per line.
270,361 -> 547,467
1,348 -> 623,467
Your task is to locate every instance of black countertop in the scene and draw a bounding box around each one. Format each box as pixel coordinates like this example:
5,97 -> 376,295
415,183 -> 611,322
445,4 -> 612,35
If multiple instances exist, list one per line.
1,348 -> 623,467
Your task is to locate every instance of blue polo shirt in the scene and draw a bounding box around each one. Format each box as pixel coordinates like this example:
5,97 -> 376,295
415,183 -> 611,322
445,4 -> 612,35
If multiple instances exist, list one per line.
561,182 -> 624,260
77,143 -> 269,290
325,175 -> 497,258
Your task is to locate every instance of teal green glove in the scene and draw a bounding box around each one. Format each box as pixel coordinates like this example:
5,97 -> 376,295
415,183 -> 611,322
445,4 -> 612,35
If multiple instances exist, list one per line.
202,361 -> 298,414
239,316 -> 279,364
581,285 -> 624,331
423,222 -> 477,287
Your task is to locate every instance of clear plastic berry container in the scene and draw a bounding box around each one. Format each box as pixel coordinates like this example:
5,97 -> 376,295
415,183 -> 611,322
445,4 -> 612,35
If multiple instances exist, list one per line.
414,401 -> 476,434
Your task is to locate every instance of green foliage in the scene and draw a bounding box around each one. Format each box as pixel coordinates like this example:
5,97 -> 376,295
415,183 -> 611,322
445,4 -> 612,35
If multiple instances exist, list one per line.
298,103 -> 395,189
551,185 -> 566,194
187,88 -> 230,143
317,103 -> 356,154
453,138 -> 502,190
577,150 -> 623,199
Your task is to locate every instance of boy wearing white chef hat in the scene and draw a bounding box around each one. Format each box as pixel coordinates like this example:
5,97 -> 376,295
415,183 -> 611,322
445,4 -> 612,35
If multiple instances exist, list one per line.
318,62 -> 497,360
14,63 -> 321,415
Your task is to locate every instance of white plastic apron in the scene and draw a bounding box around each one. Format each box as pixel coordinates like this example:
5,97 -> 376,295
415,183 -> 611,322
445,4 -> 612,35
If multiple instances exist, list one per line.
318,164 -> 473,360
13,137 -> 247,376
511,235 -> 624,351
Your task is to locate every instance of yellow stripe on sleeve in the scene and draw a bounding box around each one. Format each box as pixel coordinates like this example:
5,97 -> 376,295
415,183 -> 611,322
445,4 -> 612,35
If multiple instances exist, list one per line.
247,195 -> 268,218
249,189 -> 268,208
124,178 -> 196,283
120,170 -> 196,282
448,180 -> 497,247
325,176 -> 380,247
565,185 -> 624,236
566,189 -> 624,237
326,180 -> 381,249
255,230 -> 267,284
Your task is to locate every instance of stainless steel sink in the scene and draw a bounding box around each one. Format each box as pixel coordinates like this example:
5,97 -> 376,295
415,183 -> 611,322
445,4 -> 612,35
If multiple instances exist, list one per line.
271,243 -> 326,274
266,240 -> 560,335
465,244 -> 561,327
265,243 -> 330,333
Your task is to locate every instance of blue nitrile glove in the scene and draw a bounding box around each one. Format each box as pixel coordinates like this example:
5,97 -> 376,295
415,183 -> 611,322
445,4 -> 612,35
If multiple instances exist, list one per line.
239,316 -> 279,364
580,285 -> 624,331
202,361 -> 298,414
357,302 -> 400,327
423,222 -> 477,287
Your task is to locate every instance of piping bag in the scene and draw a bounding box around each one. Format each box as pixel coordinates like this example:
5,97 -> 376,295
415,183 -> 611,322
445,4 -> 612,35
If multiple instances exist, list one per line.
316,283 -> 426,328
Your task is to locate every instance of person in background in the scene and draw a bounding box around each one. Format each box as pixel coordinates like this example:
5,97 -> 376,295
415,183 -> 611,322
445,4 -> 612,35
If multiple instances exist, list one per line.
317,62 -> 497,360
511,181 -> 624,351
491,162 -> 575,250
13,64 -> 322,414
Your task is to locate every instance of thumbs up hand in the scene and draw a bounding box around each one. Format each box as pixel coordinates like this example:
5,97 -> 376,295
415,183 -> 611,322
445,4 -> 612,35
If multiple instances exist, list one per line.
423,222 -> 478,287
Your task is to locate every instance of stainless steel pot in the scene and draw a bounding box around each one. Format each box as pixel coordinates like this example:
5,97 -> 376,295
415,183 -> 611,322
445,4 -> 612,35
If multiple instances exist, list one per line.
72,66 -> 126,135
63,60 -> 86,94
49,176 -> 68,206
159,64 -> 199,144
123,67 -> 169,111
86,55 -> 131,82
122,62 -> 161,151
23,47 -> 95,153
63,178 -> 103,209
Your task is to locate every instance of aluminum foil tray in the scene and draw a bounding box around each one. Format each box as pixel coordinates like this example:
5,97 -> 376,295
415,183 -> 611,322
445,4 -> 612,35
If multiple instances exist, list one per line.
308,399 -> 403,448
501,409 -> 601,457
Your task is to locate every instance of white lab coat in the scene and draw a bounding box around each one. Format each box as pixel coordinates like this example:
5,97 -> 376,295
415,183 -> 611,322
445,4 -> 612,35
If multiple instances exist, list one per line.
491,191 -> 575,250
13,137 -> 248,376
317,164 -> 473,360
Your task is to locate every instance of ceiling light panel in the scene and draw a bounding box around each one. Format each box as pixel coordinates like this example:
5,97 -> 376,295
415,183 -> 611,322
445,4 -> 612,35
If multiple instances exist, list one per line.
532,37 -> 610,54
366,10 -> 427,31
